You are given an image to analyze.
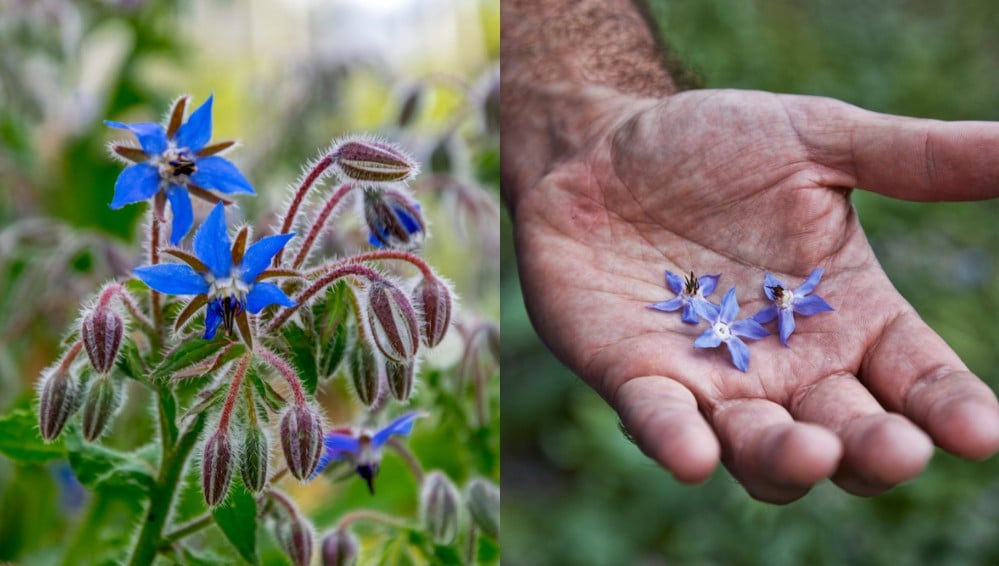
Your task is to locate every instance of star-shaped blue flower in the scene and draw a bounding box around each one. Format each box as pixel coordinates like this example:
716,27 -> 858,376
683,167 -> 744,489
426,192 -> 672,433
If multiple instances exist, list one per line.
106,95 -> 255,244
752,268 -> 834,346
694,288 -> 769,372
311,411 -> 423,494
133,203 -> 295,343
648,270 -> 720,324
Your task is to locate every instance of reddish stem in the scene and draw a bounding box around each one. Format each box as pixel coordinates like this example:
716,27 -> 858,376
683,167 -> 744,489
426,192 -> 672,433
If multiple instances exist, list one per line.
256,346 -> 307,406
292,182 -> 356,269
149,215 -> 163,333
274,155 -> 334,267
217,354 -> 252,431
58,341 -> 84,374
340,249 -> 435,279
266,264 -> 384,332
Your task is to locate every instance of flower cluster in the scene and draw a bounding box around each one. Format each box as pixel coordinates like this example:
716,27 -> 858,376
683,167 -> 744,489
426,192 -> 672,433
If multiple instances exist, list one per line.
649,268 -> 834,371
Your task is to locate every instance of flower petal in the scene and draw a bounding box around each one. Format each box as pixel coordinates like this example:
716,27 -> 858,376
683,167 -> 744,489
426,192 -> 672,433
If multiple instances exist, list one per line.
105,121 -> 167,155
698,274 -> 720,296
752,305 -> 778,324
726,337 -> 750,372
762,272 -> 784,301
110,163 -> 161,209
732,319 -> 770,341
191,156 -> 255,194
203,299 -> 223,339
796,268 -> 825,296
680,302 -> 700,324
692,298 -> 720,322
794,294 -> 834,316
193,203 -> 232,278
245,281 -> 295,314
694,327 -> 723,349
240,233 -> 295,282
166,186 -> 194,245
778,307 -> 796,346
665,271 -> 684,295
372,412 -> 422,448
719,287 -> 739,323
647,297 -> 683,312
324,433 -> 361,456
133,264 -> 208,295
175,94 -> 213,151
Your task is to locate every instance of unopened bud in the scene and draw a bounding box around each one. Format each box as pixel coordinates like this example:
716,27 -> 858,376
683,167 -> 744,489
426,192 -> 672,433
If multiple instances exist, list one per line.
321,527 -> 359,566
349,343 -> 384,408
280,405 -> 324,481
366,279 -> 419,363
420,471 -> 461,545
271,496 -> 315,566
202,430 -> 234,507
363,188 -> 425,250
38,366 -> 79,442
466,478 -> 500,539
240,425 -> 270,493
386,359 -> 415,402
331,138 -> 418,184
81,307 -> 124,375
413,276 -> 452,348
81,375 -> 122,442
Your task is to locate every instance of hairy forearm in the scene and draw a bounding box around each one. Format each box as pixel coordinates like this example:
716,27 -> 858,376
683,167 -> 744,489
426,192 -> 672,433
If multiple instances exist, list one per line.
500,0 -> 681,208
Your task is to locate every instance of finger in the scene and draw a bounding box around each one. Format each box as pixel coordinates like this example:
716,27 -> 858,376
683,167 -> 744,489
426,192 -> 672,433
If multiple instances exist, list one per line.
791,373 -> 934,496
792,96 -> 999,201
614,376 -> 719,484
712,398 -> 841,504
861,311 -> 999,459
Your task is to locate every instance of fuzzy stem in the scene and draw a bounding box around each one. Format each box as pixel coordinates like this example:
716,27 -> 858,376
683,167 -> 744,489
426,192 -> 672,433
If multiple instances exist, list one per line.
386,437 -> 425,483
149,213 -> 163,335
331,249 -> 435,279
255,347 -> 307,406
217,354 -> 252,431
98,282 -> 155,334
161,513 -> 214,545
266,264 -> 384,332
291,182 -> 355,269
244,378 -> 258,427
336,509 -> 411,531
57,341 -> 84,374
274,155 -> 335,267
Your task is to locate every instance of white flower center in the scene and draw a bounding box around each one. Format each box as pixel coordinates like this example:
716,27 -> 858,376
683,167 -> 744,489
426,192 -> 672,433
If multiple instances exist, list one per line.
155,143 -> 196,182
777,290 -> 794,309
208,270 -> 250,302
713,321 -> 732,340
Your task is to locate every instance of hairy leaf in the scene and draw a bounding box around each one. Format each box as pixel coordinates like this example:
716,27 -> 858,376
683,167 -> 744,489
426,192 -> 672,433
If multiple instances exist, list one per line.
212,483 -> 259,565
0,407 -> 64,462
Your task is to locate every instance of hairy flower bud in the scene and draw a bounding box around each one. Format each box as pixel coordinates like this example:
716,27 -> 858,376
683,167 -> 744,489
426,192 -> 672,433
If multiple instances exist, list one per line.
38,366 -> 79,442
81,307 -> 124,375
363,188 -> 425,250
330,138 -> 418,184
413,276 -> 452,348
240,425 -> 270,493
321,527 -> 359,566
466,478 -> 500,539
272,499 -> 314,566
280,405 -> 324,481
81,375 -> 122,442
386,359 -> 415,402
367,279 -> 419,363
420,471 -> 461,545
202,430 -> 234,506
349,343 -> 384,408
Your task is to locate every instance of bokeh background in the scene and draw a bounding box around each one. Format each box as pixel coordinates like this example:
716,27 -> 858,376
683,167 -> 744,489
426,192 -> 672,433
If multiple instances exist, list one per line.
502,1 -> 999,564
0,0 -> 499,563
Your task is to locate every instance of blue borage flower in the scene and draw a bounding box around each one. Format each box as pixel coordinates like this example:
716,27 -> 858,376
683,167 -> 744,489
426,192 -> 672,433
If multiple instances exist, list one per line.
694,288 -> 769,372
133,203 -> 295,345
106,94 -> 254,244
752,268 -> 834,346
648,270 -> 720,324
310,411 -> 423,494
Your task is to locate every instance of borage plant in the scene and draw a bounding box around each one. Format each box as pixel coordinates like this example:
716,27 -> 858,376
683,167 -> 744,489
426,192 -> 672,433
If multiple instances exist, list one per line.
26,94 -> 499,565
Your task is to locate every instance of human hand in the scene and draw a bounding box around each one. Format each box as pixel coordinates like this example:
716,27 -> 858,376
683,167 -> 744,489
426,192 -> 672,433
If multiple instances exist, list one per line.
509,89 -> 999,503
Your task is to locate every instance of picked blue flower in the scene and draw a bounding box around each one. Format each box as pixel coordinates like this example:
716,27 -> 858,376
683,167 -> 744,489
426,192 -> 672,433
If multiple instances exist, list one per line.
649,270 -> 720,324
310,411 -> 423,494
694,288 -> 769,372
133,203 -> 295,344
106,94 -> 255,244
752,268 -> 834,346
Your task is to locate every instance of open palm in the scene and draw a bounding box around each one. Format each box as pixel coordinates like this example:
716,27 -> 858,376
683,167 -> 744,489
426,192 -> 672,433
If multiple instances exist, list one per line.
511,89 -> 999,503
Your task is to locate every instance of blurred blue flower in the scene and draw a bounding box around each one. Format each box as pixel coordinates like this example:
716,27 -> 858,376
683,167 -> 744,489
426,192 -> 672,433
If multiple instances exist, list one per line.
51,462 -> 86,515
695,287 -> 769,372
648,270 -> 720,324
311,411 -> 423,494
105,94 -> 255,244
752,268 -> 834,346
364,188 -> 425,250
133,203 -> 295,340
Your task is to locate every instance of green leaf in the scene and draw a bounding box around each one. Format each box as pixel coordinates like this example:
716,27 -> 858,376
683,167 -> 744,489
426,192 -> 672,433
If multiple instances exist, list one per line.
116,339 -> 147,381
280,323 -> 318,396
151,339 -> 228,381
319,321 -> 349,379
64,426 -> 153,499
212,483 -> 259,565
0,407 -> 64,462
248,365 -> 286,412
477,534 -> 500,564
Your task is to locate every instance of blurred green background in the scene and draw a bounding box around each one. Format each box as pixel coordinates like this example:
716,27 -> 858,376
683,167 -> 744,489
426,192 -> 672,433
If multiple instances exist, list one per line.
0,0 -> 499,563
502,1 -> 999,565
